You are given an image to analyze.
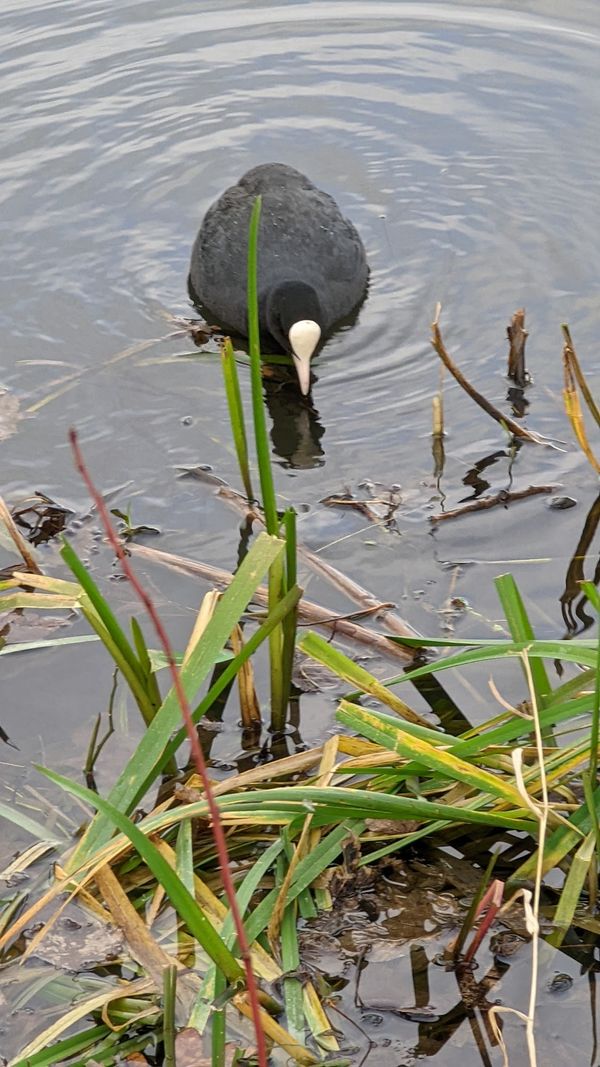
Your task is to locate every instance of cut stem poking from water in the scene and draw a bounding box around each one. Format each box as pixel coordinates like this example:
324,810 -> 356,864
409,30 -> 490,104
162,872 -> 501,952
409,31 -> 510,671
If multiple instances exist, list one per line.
431,305 -> 551,446
507,308 -> 529,388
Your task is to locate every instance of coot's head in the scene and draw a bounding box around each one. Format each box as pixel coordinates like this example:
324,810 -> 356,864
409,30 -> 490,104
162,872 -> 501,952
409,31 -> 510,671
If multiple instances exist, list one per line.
265,281 -> 323,395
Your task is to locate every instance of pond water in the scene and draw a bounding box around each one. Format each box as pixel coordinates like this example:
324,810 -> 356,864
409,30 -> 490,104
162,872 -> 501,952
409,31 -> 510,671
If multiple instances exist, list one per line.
1,0 -> 600,1062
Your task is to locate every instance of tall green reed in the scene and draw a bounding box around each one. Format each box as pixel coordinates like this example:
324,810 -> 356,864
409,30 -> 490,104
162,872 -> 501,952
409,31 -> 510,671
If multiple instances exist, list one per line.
221,194 -> 299,731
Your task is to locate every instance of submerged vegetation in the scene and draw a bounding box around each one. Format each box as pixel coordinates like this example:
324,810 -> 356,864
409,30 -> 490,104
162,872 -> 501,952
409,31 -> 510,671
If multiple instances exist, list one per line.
0,201 -> 599,1067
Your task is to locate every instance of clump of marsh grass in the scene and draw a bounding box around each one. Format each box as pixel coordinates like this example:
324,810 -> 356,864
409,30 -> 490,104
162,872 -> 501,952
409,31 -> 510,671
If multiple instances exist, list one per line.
2,208 -> 600,1067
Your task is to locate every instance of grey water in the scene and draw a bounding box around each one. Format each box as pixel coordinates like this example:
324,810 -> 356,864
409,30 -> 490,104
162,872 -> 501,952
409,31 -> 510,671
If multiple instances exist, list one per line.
1,0 -> 599,1061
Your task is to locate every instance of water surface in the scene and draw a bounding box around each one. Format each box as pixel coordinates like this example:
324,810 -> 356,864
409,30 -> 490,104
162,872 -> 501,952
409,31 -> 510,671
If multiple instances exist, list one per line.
1,1 -> 599,1060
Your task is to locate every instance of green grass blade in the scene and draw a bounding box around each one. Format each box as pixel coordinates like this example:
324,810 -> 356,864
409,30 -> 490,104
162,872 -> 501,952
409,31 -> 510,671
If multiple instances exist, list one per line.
163,964 -> 177,1067
509,784 -> 600,887
337,701 -> 451,748
211,967 -> 227,1067
188,838 -> 283,1033
268,555 -> 286,732
67,532 -> 286,869
244,822 -> 362,943
8,1025 -> 110,1067
222,337 -> 254,501
246,194 -> 288,730
247,195 -> 277,535
131,616 -> 163,712
298,631 -> 431,726
61,537 -> 145,686
143,584 -> 302,795
280,508 -> 298,716
495,573 -> 552,706
60,540 -> 156,725
338,692 -> 597,762
0,634 -> 99,656
581,581 -> 600,782
336,703 -> 525,805
39,767 -> 244,982
279,858 -> 305,1042
548,830 -> 596,947
380,640 -> 599,688
212,788 -> 532,831
0,800 -> 63,845
176,817 -> 195,897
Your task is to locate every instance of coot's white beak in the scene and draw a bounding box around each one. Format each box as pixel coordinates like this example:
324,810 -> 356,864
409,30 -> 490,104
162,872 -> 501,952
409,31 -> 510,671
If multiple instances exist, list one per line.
288,320 -> 321,396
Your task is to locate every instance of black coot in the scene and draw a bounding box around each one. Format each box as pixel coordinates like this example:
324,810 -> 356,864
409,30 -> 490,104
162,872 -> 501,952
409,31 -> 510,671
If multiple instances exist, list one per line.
189,163 -> 368,394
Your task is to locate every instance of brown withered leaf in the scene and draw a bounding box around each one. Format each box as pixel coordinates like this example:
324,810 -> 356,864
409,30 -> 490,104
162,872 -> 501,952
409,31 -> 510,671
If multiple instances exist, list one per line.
175,1028 -> 241,1067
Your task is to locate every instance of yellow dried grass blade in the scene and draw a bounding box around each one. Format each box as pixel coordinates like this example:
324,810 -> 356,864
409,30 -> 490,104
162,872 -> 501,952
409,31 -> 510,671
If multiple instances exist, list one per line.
562,324 -> 600,429
234,995 -> 319,1066
182,590 -> 220,665
303,981 -> 339,1053
341,704 -> 525,807
10,571 -> 82,596
563,348 -> 600,474
267,737 -> 339,945
563,384 -> 600,474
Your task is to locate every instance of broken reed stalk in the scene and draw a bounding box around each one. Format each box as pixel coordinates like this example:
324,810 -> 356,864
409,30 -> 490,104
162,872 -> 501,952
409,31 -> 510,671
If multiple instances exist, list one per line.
430,484 -> 561,524
432,393 -> 444,438
507,308 -> 528,388
430,306 -> 548,445
432,384 -> 445,479
68,430 -> 268,1067
230,624 -> 261,726
562,324 -> 600,475
561,324 -> 600,430
562,341 -> 600,476
127,542 -> 416,662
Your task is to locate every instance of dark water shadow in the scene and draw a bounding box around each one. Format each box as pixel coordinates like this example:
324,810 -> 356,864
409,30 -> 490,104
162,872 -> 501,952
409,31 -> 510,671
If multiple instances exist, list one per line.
560,492 -> 600,636
264,378 -> 326,469
459,446 -> 518,502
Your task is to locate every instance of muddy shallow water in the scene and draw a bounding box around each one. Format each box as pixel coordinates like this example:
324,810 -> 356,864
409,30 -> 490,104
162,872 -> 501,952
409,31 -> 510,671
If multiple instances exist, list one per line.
1,0 -> 600,1061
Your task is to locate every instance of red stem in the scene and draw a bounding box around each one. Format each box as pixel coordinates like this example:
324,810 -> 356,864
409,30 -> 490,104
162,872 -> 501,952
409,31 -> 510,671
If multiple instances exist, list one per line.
464,879 -> 504,963
69,429 -> 267,1067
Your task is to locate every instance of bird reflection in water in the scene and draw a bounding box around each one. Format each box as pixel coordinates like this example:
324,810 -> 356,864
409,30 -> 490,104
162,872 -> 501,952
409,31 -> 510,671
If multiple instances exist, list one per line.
263,373 -> 326,469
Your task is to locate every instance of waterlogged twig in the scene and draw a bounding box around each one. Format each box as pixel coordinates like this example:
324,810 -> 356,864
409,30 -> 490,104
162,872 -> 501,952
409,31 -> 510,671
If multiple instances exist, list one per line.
217,484 -> 420,640
430,484 -> 560,524
431,305 -> 552,446
128,541 -> 416,662
68,430 -> 268,1067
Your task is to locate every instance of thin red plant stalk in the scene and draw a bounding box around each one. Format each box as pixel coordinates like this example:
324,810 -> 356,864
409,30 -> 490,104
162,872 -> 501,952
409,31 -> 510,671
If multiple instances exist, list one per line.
69,428 -> 268,1067
464,879 -> 505,963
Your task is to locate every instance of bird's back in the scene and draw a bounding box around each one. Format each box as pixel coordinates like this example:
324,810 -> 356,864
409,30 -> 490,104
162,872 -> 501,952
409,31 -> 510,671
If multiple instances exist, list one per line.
189,164 -> 368,335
